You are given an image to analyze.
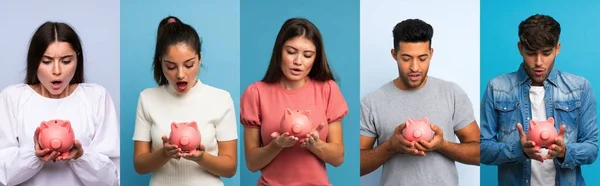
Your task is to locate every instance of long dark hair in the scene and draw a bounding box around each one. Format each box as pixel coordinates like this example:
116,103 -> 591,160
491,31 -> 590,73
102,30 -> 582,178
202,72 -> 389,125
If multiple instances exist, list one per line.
152,16 -> 203,85
261,18 -> 335,83
25,22 -> 84,84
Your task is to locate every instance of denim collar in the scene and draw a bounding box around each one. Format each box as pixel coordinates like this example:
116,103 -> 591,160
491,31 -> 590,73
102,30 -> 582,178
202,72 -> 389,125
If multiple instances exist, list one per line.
517,62 -> 558,87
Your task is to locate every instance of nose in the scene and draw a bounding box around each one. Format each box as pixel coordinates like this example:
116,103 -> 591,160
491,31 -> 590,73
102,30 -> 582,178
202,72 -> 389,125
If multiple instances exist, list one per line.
293,53 -> 302,66
52,61 -> 61,76
534,54 -> 543,67
409,59 -> 419,72
176,67 -> 185,80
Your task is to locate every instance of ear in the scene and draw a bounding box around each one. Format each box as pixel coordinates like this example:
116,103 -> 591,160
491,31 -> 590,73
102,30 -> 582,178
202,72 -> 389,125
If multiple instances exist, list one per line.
41,122 -> 49,129
390,48 -> 397,61
429,48 -> 434,59
285,108 -> 293,115
190,121 -> 198,129
547,117 -> 555,124
171,122 -> 178,130
555,42 -> 561,56
60,120 -> 70,127
302,110 -> 311,118
530,120 -> 537,128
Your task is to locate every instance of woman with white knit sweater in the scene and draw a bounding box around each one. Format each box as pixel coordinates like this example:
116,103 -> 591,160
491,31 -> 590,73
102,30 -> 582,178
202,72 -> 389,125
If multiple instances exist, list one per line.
132,16 -> 238,186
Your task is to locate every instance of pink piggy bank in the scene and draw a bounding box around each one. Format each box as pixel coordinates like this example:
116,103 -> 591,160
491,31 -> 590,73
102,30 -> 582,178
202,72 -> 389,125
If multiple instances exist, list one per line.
169,121 -> 201,153
271,108 -> 323,143
527,117 -> 557,150
38,120 -> 75,158
402,117 -> 434,142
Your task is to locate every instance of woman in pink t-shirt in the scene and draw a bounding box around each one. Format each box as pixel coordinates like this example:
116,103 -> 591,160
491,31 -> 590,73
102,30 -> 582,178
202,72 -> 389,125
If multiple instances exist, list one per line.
240,18 -> 349,186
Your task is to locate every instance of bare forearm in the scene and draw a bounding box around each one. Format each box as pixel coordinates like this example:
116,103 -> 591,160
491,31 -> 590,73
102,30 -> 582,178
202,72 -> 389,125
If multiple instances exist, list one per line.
134,147 -> 170,174
246,143 -> 283,172
309,142 -> 344,167
360,141 -> 395,176
438,141 -> 480,165
195,153 -> 236,178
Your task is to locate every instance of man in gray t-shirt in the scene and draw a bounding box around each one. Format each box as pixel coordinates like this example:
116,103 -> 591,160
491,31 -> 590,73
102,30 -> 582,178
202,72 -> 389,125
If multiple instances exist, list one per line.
360,19 -> 480,186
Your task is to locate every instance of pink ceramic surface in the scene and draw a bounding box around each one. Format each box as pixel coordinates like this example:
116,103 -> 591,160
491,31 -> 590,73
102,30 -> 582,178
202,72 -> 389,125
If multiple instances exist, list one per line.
527,117 -> 557,149
271,108 -> 320,143
169,121 -> 201,153
402,117 -> 434,142
38,120 -> 75,158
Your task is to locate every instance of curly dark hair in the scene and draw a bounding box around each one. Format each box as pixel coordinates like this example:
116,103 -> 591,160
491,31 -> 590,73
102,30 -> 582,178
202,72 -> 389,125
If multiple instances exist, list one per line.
392,19 -> 434,52
518,14 -> 561,51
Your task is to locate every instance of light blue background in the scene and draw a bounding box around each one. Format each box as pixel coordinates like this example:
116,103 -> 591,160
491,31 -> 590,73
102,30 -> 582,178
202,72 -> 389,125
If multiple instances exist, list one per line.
240,0 -> 360,185
360,0 -> 480,186
120,1 -> 240,185
480,1 -> 600,185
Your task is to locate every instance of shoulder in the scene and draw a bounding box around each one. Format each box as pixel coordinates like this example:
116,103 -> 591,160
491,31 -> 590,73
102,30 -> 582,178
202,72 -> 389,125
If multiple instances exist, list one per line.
361,81 -> 394,108
556,71 -> 590,91
0,84 -> 30,96
200,83 -> 233,102
486,72 -> 519,91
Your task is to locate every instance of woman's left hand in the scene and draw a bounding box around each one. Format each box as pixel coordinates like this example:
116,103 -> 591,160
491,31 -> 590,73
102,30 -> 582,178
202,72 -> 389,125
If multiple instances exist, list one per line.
301,122 -> 326,149
57,140 -> 84,161
180,144 -> 206,162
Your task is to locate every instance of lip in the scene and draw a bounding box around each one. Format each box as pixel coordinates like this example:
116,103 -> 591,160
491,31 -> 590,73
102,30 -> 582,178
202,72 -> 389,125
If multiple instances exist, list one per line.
533,69 -> 544,76
50,80 -> 62,90
407,73 -> 421,81
290,68 -> 303,76
175,81 -> 188,92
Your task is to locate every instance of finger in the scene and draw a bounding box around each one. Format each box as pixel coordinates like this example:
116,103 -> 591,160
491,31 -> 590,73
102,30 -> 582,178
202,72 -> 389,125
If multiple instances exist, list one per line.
429,124 -> 443,135
35,148 -> 51,157
414,142 -> 427,151
558,125 -> 566,138
396,123 -> 407,134
308,135 -> 316,145
271,132 -> 280,139
74,140 -> 83,149
517,123 -> 526,140
316,122 -> 325,132
161,135 -> 169,143
199,144 -> 206,151
522,141 -> 535,148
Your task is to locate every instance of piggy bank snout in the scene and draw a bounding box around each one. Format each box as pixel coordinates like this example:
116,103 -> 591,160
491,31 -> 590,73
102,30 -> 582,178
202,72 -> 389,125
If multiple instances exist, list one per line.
179,136 -> 190,146
540,131 -> 550,140
292,125 -> 303,134
413,130 -> 422,138
50,139 -> 62,149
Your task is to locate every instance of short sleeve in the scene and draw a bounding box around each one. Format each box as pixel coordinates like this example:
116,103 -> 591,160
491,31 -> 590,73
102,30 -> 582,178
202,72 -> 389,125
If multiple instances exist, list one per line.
240,83 -> 261,128
451,83 -> 476,131
215,94 -> 238,141
132,92 -> 151,141
359,97 -> 377,137
325,80 -> 348,123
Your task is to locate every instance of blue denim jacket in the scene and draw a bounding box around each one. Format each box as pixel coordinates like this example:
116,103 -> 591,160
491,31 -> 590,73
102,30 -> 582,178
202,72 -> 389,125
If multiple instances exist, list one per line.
481,63 -> 598,186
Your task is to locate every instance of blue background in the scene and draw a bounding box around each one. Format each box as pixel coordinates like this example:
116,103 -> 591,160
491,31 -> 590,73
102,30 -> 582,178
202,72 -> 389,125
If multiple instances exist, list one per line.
120,1 -> 240,185
480,1 -> 600,185
239,0 -> 360,185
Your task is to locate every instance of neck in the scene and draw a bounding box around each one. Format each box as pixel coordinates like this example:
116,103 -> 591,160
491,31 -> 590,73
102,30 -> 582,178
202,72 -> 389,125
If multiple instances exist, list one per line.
39,84 -> 72,99
394,76 -> 428,91
279,77 -> 307,90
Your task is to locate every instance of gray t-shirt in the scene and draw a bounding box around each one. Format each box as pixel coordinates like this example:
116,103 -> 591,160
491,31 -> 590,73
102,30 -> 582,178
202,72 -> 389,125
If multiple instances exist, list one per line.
360,76 -> 475,186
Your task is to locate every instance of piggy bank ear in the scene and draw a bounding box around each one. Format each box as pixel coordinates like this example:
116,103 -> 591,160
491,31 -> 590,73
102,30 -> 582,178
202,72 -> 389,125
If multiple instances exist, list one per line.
302,110 -> 311,118
423,117 -> 429,124
171,122 -> 178,130
530,120 -> 537,128
285,108 -> 293,115
547,117 -> 554,124
60,120 -> 71,127
189,121 -> 198,129
406,118 -> 413,126
40,122 -> 49,129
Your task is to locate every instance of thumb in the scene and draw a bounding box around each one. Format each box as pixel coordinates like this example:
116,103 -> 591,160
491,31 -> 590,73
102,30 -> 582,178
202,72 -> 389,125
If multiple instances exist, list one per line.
162,135 -> 169,143
517,123 -> 526,140
316,122 -> 325,132
558,125 -> 566,138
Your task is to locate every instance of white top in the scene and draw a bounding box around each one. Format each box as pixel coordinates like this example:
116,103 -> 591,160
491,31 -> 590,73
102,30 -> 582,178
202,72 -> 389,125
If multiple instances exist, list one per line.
529,86 -> 556,186
133,80 -> 238,186
0,83 -> 120,186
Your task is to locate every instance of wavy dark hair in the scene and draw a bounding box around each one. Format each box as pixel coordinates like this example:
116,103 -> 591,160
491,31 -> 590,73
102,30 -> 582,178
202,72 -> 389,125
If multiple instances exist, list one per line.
261,18 -> 335,83
518,14 -> 561,51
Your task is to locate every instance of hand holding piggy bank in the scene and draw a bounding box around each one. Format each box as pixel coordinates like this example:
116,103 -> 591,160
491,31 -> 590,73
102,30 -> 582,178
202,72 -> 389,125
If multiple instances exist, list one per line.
527,117 -> 558,150
271,108 -> 322,144
38,120 -> 75,159
169,121 -> 202,154
402,117 -> 434,142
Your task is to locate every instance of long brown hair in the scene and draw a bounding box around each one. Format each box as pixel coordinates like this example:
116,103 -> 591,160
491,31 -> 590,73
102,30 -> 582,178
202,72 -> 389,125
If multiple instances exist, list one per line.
261,18 -> 335,83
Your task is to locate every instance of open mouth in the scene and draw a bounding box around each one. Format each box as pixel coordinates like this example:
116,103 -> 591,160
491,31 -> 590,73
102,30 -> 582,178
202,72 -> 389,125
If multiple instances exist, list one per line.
290,68 -> 303,76
176,81 -> 188,92
534,69 -> 544,76
408,73 -> 421,81
51,80 -> 62,89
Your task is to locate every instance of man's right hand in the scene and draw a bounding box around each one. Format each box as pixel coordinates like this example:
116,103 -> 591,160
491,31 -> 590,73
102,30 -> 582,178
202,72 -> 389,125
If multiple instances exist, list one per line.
517,123 -> 544,162
386,123 -> 425,156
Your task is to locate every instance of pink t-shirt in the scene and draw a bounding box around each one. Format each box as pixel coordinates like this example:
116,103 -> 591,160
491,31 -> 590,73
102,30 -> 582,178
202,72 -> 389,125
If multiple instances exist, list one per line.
240,78 -> 349,186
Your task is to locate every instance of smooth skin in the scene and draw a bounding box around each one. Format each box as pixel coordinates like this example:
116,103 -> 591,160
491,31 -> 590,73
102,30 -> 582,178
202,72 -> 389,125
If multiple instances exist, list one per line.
133,43 -> 237,178
244,36 -> 345,172
360,41 -> 480,176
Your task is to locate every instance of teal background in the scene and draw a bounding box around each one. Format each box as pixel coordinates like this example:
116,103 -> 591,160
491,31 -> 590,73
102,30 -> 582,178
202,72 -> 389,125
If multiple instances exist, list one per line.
239,0 -> 360,185
480,1 -> 600,185
120,0 -> 240,185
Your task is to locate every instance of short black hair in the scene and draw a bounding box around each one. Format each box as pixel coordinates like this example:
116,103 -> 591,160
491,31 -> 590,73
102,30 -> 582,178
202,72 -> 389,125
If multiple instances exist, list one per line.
152,16 -> 203,85
392,19 -> 434,51
518,14 -> 561,51
25,22 -> 84,84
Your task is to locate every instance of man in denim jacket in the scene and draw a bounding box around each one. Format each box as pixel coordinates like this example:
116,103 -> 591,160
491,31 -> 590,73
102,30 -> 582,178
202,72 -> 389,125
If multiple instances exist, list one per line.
481,14 -> 598,186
